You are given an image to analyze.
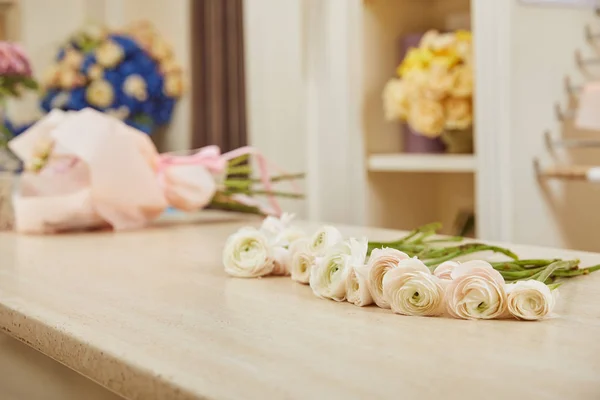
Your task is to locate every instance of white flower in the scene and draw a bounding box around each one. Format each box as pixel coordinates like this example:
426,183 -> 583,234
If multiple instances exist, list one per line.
88,64 -> 104,80
59,69 -> 77,89
160,58 -> 182,75
310,238 -> 368,301
431,33 -> 457,52
383,78 -> 409,121
261,213 -> 294,236
271,246 -> 291,276
366,248 -> 410,308
164,73 -> 184,97
163,164 -> 217,212
85,79 -> 114,108
259,213 -> 304,246
506,280 -> 557,321
151,38 -> 173,61
383,258 -> 445,316
51,91 -> 70,109
433,261 -> 459,280
105,106 -> 130,121
96,40 -> 124,68
63,48 -> 83,69
223,227 -> 274,278
277,227 -> 305,246
346,264 -> 373,307
289,238 -> 315,284
308,225 -> 343,256
123,74 -> 148,101
419,30 -> 440,49
446,260 -> 508,320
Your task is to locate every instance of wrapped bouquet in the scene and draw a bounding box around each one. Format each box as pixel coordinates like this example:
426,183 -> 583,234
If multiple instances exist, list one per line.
8,108 -> 302,234
383,30 -> 473,152
0,41 -> 37,229
40,21 -> 183,134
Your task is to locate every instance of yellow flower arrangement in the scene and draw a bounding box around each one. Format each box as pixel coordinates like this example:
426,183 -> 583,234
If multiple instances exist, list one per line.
383,29 -> 474,138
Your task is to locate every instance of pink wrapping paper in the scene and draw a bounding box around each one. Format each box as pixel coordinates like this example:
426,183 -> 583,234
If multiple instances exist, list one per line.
9,108 -> 168,233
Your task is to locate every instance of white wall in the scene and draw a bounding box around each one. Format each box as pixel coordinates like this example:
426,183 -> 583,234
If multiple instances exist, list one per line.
9,0 -> 89,123
508,3 -> 600,251
243,0 -> 307,217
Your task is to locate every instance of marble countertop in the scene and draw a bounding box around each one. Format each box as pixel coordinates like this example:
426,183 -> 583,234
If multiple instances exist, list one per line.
0,213 -> 600,399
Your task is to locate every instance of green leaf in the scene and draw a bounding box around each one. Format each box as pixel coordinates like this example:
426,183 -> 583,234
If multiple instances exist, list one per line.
131,113 -> 154,125
20,77 -> 39,90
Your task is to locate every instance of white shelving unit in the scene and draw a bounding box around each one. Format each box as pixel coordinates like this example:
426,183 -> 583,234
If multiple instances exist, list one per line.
368,154 -> 477,173
303,0 -> 477,235
359,0 -> 475,235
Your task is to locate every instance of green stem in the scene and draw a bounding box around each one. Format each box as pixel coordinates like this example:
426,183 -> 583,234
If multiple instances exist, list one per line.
222,189 -> 304,199
552,263 -> 600,277
227,165 -> 252,175
420,243 -> 518,261
424,236 -> 464,244
223,179 -> 253,189
492,262 -> 526,272
253,173 -> 305,183
209,200 -> 264,215
537,260 -> 579,283
547,282 -> 562,290
500,266 -> 546,280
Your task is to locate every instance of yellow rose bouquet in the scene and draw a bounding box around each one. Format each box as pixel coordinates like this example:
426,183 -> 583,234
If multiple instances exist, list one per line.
383,30 -> 473,151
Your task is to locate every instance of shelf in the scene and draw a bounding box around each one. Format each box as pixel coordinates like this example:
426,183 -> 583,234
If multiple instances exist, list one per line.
368,153 -> 476,173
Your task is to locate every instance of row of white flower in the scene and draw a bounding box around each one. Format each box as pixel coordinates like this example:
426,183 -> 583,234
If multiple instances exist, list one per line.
223,214 -> 557,321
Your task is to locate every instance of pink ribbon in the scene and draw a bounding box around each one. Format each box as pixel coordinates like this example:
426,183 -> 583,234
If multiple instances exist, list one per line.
157,145 -> 228,175
157,145 -> 300,216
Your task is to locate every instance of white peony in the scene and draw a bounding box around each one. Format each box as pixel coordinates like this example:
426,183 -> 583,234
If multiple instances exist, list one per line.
383,78 -> 409,121
433,261 -> 459,280
366,248 -> 410,308
164,73 -> 184,97
271,246 -> 291,276
310,238 -> 368,301
506,280 -> 557,321
308,225 -> 343,257
383,258 -> 445,316
223,227 -> 274,278
85,79 -> 114,108
446,260 -> 508,320
346,264 -> 373,307
260,213 -> 304,247
96,40 -> 124,68
123,74 -> 148,101
289,238 -> 316,284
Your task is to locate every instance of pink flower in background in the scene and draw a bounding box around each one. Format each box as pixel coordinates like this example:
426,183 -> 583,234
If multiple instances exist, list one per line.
0,42 -> 32,77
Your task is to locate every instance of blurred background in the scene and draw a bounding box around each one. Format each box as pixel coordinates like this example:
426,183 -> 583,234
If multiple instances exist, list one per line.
1,0 -> 600,251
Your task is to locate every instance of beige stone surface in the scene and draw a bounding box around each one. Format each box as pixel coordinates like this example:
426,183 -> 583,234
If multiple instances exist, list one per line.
0,212 -> 599,399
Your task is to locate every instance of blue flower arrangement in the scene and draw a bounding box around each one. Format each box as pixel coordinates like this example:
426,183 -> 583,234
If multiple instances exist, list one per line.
40,21 -> 184,134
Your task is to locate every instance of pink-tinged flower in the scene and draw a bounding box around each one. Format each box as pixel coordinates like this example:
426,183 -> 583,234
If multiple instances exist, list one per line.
506,280 -> 557,321
383,258 -> 445,316
271,246 -> 291,276
0,42 -> 32,77
346,264 -> 373,307
433,260 -> 459,280
446,260 -> 508,320
366,248 -> 410,308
